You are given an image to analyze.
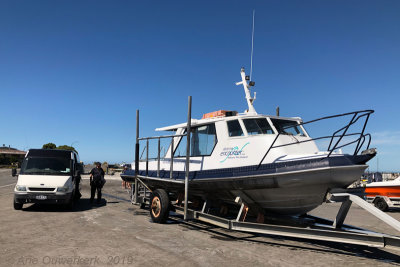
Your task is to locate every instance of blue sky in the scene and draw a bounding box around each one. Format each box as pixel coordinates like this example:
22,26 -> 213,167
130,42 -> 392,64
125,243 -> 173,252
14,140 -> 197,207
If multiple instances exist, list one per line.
1,1 -> 399,171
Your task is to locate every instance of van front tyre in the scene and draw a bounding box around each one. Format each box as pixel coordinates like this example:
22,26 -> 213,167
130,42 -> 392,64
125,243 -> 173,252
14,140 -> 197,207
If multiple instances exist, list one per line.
66,194 -> 75,210
150,189 -> 170,223
14,201 -> 23,210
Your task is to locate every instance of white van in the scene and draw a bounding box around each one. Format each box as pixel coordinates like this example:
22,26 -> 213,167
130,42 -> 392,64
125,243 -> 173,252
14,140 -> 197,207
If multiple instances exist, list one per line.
13,149 -> 83,210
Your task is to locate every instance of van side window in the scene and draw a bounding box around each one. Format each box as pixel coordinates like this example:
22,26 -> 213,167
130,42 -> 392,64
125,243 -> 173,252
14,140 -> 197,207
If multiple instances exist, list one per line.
174,124 -> 217,157
243,118 -> 274,135
227,120 -> 244,137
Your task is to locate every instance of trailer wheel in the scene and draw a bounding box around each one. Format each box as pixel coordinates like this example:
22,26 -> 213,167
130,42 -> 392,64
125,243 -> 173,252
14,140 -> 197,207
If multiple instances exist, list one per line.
374,198 -> 388,211
13,201 -> 23,210
150,189 -> 170,223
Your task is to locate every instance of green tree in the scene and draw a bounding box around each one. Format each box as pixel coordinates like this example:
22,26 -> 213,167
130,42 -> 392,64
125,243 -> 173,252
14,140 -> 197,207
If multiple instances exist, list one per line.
42,143 -> 56,149
57,145 -> 77,153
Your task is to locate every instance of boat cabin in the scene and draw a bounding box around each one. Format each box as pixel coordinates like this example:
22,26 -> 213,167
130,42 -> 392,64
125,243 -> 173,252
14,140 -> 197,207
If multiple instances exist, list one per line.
152,111 -> 319,171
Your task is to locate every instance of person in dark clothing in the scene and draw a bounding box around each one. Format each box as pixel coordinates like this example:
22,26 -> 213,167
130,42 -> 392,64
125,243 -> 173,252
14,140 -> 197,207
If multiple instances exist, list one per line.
89,162 -> 105,204
74,173 -> 82,200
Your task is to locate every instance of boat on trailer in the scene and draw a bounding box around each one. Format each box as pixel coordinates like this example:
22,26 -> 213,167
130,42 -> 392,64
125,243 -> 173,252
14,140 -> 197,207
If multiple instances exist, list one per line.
121,67 -> 400,250
366,177 -> 400,211
121,67 -> 376,216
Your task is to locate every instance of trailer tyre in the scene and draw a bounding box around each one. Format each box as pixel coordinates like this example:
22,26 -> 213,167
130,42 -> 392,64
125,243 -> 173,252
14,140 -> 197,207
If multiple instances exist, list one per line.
150,189 -> 170,223
374,198 -> 388,211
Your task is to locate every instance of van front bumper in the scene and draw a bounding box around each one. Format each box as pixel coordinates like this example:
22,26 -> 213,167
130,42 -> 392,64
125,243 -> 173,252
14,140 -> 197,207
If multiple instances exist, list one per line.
14,192 -> 73,204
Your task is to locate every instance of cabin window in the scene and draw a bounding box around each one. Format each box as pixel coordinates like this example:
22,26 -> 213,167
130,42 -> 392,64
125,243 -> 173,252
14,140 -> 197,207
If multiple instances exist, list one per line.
174,123 -> 217,157
243,118 -> 274,135
270,119 -> 306,136
227,120 -> 244,137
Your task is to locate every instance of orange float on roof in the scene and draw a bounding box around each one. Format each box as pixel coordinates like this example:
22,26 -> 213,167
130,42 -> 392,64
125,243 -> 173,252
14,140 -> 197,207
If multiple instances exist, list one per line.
202,110 -> 238,119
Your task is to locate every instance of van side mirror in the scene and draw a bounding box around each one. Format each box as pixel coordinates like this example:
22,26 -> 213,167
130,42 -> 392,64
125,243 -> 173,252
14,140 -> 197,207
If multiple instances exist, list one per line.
11,168 -> 17,177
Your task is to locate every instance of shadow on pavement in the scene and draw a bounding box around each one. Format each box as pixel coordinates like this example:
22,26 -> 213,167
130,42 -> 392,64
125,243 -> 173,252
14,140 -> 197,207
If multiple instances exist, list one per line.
387,208 -> 400,213
147,213 -> 400,264
21,198 -> 107,212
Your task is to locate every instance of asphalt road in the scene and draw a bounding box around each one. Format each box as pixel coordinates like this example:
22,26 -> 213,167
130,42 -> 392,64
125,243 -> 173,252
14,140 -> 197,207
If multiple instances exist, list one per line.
1,170 -> 400,267
0,169 -> 16,187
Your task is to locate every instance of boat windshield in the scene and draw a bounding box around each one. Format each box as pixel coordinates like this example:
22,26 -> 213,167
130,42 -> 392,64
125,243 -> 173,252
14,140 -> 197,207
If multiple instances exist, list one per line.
242,118 -> 274,135
270,119 -> 306,136
20,157 -> 72,176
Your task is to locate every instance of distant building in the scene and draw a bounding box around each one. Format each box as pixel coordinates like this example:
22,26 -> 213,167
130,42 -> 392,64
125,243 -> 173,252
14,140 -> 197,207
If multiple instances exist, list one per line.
0,145 -> 26,166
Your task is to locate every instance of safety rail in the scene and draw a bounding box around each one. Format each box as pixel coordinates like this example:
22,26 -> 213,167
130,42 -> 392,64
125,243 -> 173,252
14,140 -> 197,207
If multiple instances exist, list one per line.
138,133 -> 186,178
258,110 -> 374,168
134,96 -> 193,220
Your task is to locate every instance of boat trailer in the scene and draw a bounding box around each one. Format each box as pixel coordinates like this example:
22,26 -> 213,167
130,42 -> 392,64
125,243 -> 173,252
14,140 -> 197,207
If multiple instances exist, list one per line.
124,100 -> 400,250
125,177 -> 400,251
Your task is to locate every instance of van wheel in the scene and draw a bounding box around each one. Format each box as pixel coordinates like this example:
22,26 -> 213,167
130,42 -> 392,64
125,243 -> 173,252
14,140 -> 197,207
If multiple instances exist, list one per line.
374,198 -> 388,211
150,189 -> 170,223
14,201 -> 23,210
66,196 -> 75,210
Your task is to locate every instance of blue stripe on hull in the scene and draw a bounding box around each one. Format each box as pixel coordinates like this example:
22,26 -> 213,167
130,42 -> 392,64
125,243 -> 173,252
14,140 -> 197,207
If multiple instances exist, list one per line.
122,154 -> 373,181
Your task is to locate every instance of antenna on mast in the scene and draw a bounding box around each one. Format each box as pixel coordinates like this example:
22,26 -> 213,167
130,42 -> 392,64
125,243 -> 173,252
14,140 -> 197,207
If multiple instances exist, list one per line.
250,9 -> 255,81
235,10 -> 257,115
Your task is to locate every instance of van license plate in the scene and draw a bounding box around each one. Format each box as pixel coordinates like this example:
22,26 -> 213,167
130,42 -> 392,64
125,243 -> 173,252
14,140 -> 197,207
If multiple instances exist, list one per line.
36,195 -> 47,200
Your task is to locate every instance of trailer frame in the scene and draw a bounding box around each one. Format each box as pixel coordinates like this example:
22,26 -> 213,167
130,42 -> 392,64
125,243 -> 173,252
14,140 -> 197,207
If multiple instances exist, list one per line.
128,180 -> 400,250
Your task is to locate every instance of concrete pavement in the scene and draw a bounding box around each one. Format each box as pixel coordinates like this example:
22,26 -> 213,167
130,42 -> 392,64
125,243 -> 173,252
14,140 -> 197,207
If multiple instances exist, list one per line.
1,170 -> 400,266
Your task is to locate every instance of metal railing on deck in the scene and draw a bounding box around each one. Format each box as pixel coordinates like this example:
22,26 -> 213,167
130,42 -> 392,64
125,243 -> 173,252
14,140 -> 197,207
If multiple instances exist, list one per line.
134,96 -> 192,220
257,110 -> 374,168
138,133 -> 186,178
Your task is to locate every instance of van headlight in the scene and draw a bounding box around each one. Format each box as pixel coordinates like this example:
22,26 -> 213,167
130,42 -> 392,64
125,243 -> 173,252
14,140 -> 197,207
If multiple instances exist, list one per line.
15,185 -> 27,191
57,186 -> 70,192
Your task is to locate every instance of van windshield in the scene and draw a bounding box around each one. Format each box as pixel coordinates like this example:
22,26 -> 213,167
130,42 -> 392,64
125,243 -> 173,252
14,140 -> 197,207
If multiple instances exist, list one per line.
20,157 -> 72,176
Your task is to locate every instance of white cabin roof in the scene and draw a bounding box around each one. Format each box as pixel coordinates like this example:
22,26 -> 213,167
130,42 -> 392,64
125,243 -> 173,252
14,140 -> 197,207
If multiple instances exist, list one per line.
155,114 -> 302,131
